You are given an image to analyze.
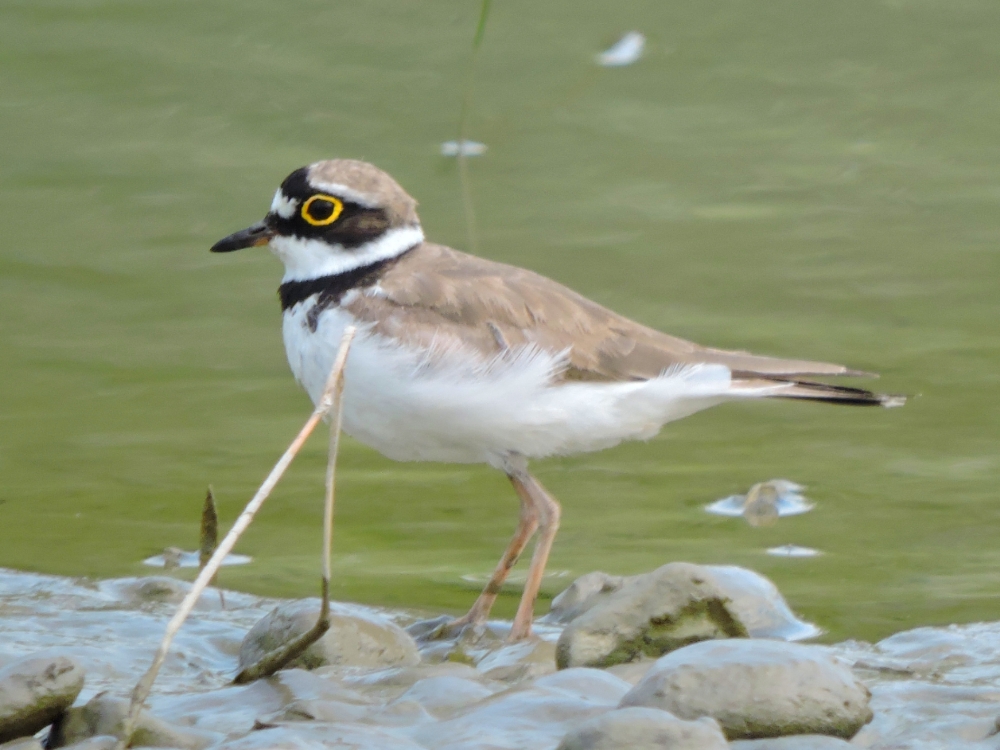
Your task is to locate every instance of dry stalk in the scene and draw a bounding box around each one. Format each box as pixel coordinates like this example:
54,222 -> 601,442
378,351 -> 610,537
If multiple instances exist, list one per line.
115,326 -> 356,749
199,486 -> 224,608
231,332 -> 351,684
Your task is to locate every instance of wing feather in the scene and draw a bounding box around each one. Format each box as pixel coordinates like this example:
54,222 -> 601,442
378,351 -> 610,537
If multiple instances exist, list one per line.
346,243 -> 875,384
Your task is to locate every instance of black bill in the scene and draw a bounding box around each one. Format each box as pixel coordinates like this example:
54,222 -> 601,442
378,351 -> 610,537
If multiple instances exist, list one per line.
210,220 -> 276,253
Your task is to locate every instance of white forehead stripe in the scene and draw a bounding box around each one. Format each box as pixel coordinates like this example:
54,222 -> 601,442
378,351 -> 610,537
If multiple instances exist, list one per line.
270,190 -> 298,219
306,180 -> 379,209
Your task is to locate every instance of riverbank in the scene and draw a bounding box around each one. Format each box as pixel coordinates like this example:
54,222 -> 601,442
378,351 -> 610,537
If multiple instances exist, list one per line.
2,566 -> 999,749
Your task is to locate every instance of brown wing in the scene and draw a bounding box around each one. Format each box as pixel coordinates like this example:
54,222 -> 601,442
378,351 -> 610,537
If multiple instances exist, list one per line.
345,242 -> 874,384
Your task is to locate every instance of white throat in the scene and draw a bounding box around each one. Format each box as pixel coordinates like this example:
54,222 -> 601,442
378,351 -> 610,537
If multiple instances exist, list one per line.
270,225 -> 424,282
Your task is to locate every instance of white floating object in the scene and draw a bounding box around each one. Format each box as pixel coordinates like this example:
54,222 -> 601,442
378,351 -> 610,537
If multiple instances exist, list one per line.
705,479 -> 813,525
597,31 -> 645,67
766,545 -> 822,558
440,140 -> 487,157
142,549 -> 252,568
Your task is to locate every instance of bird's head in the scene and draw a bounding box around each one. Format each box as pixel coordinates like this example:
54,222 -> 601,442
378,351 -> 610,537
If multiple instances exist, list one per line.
211,159 -> 423,282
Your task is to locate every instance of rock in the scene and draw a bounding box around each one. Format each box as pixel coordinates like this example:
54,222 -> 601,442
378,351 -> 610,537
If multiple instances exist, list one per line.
533,668 -> 634,705
411,679 -> 619,750
548,573 -> 626,623
701,566 -> 819,640
549,565 -> 818,646
557,706 -> 728,750
56,739 -> 117,750
475,639 -> 557,682
100,577 -> 190,605
47,693 -> 218,749
1,738 -> 45,750
555,563 -> 748,668
0,655 -> 85,744
212,723 -> 427,750
603,659 -> 654,685
620,639 -> 872,740
730,736 -> 856,750
393,676 -> 494,718
341,662 -> 485,703
238,601 -> 420,672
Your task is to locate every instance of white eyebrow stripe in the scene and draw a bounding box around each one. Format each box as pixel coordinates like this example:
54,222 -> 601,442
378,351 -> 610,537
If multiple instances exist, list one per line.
305,180 -> 379,209
270,190 -> 299,219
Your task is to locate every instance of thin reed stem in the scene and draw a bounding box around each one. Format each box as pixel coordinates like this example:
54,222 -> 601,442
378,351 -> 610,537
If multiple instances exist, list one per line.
116,327 -> 356,749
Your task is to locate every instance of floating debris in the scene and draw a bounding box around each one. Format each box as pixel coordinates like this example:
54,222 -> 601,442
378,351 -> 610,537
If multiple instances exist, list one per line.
440,140 -> 487,157
767,545 -> 822,558
596,31 -> 645,67
705,479 -> 813,526
143,549 -> 251,569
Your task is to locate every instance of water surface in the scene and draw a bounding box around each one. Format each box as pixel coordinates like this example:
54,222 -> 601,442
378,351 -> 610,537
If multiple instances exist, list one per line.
1,0 -> 998,642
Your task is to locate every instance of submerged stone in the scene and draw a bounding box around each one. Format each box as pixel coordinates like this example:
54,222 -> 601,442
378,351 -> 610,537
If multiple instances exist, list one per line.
0,655 -> 85,744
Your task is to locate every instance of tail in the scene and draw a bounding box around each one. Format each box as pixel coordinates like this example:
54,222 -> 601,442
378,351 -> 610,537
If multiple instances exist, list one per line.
734,377 -> 906,408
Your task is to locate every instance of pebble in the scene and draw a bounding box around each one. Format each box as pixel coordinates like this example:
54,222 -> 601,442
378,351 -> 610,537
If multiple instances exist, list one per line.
620,639 -> 873,740
0,656 -> 85,744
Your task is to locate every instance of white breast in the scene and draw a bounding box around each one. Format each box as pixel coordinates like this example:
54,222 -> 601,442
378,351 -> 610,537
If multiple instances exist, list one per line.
282,299 -> 779,466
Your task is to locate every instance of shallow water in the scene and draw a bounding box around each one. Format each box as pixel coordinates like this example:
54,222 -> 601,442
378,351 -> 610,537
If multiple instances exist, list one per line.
1,1 -> 998,643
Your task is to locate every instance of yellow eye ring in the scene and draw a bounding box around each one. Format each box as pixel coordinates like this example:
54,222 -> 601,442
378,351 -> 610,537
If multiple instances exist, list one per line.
301,194 -> 344,226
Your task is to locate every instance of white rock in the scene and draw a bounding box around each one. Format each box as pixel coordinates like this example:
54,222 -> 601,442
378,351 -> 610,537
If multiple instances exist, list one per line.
620,639 -> 872,740
557,706 -> 728,750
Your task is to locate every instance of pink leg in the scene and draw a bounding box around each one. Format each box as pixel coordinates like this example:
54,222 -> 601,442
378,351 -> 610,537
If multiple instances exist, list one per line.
448,488 -> 539,630
508,470 -> 562,641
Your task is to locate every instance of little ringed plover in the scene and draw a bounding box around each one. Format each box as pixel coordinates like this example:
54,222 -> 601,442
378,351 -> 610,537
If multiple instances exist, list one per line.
211,159 -> 903,640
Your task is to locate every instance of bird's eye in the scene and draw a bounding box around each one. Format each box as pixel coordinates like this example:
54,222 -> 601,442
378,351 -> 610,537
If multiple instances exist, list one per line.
301,194 -> 344,226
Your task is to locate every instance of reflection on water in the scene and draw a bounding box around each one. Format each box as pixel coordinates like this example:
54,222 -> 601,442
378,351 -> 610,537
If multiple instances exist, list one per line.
0,1 -> 997,644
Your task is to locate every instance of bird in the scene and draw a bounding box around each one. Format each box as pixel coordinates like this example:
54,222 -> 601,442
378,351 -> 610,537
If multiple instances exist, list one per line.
211,159 -> 903,641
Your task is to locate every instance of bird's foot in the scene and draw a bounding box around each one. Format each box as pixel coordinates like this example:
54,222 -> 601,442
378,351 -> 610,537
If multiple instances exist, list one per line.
405,614 -> 485,642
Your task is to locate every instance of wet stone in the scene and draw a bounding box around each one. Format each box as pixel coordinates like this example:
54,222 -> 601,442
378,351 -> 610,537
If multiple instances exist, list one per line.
730,736 -> 856,749
0,738 -> 45,750
47,694 -> 219,749
238,601 -> 419,672
393,676 -> 495,718
0,655 -> 85,744
620,639 -> 872,740
557,706 -> 728,750
475,639 -> 557,683
555,562 -> 749,669
55,739 -> 117,750
212,723 -> 427,750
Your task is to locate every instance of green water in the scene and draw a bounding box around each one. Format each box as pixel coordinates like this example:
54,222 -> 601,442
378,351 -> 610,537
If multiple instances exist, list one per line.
1,1 -> 998,643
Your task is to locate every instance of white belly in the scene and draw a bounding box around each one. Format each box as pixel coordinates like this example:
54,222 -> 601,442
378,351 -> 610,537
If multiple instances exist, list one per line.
282,300 -> 754,466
